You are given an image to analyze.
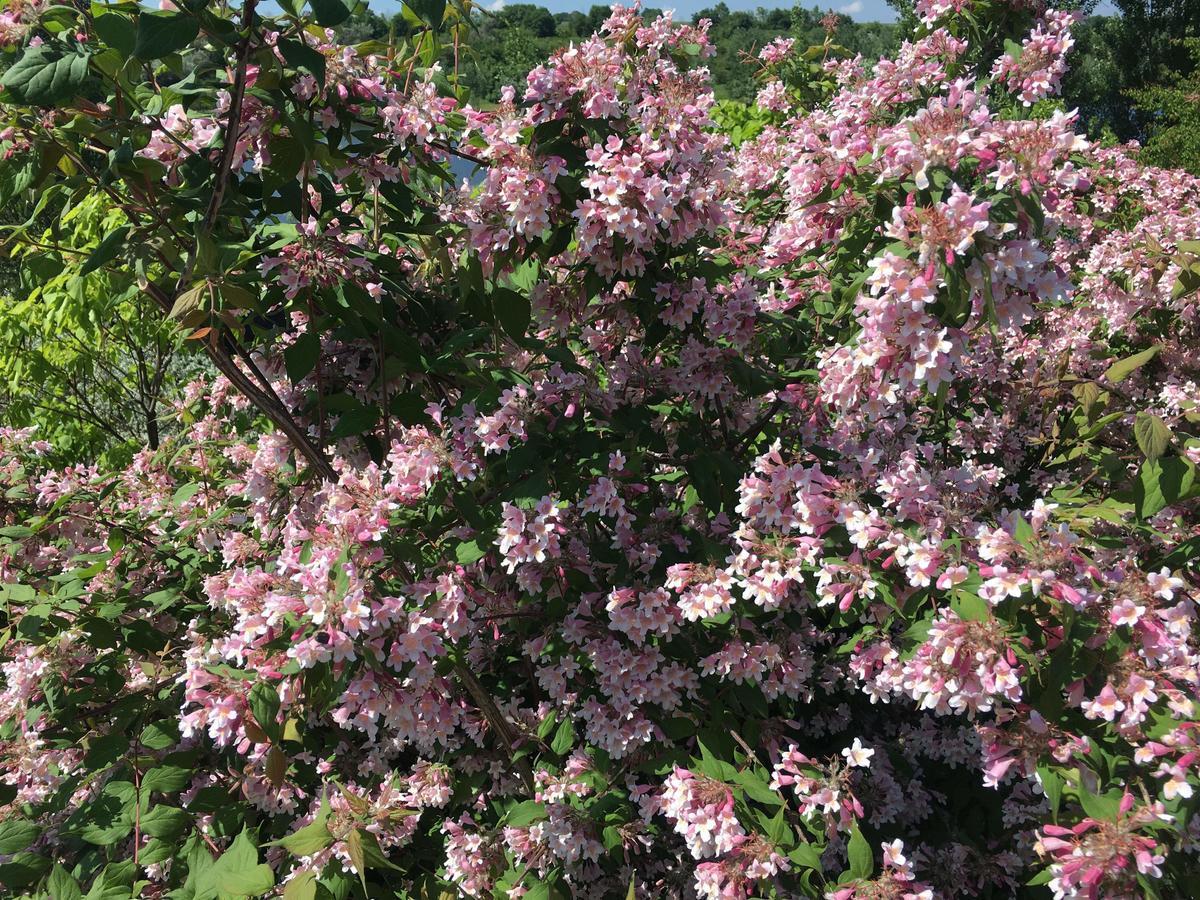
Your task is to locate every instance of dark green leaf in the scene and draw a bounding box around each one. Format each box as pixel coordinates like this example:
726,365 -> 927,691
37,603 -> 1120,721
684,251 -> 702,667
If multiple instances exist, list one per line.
278,37 -> 326,83
1,44 -> 92,106
404,0 -> 446,29
1077,788 -> 1122,821
134,11 -> 199,60
493,287 -> 531,341
248,681 -> 281,742
93,13 -> 136,58
309,0 -> 354,27
1038,766 -> 1062,820
0,852 -> 50,889
789,844 -> 823,871
285,331 -> 321,383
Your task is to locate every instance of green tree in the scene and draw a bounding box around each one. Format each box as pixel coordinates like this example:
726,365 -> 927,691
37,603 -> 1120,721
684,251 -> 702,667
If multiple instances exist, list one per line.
1129,36 -> 1200,173
1061,0 -> 1199,143
0,191 -> 201,465
498,3 -> 555,37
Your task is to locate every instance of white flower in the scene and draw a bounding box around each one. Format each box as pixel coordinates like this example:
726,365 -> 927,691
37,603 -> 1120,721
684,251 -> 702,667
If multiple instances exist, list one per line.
841,738 -> 875,768
1146,567 -> 1183,601
882,838 -> 907,867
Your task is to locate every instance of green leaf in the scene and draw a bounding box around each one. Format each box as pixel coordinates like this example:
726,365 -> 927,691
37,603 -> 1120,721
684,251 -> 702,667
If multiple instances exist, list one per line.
140,805 -> 191,841
169,283 -> 210,325
602,825 -> 622,850
309,0 -> 354,27
141,765 -> 191,795
1173,265 -> 1200,301
505,800 -> 546,827
0,851 -> 50,889
197,829 -> 275,899
1038,766 -> 1062,820
76,802 -> 133,845
1077,788 -> 1122,821
0,155 -> 35,207
271,800 -> 333,856
345,827 -> 397,888
404,0 -> 446,28
248,681 -> 282,742
172,481 -> 201,506
81,862 -> 134,900
219,283 -> 259,311
329,401 -> 379,440
846,825 -> 873,880
40,4 -> 80,33
493,287 -> 531,341
951,588 -> 991,620
139,838 -> 177,866
79,226 -> 131,276
789,843 -> 824,871
93,13 -> 136,58
0,818 -> 39,854
140,720 -> 180,751
282,870 -> 318,900
134,11 -> 199,60
278,37 -> 326,84
1104,345 -> 1160,383
82,732 -> 129,770
285,331 -> 321,383
1133,412 -> 1172,460
1135,456 -> 1199,518
550,717 -> 575,755
1,44 -> 92,106
48,863 -> 83,900
454,538 -> 486,565
762,807 -> 790,845
737,769 -> 783,807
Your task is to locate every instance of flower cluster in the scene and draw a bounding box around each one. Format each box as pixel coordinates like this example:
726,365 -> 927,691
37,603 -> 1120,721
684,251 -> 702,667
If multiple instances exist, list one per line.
1,2 -> 1199,899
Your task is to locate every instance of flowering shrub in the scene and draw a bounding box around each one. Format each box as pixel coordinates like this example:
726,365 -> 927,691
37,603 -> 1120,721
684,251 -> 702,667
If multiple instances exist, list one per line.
0,0 -> 1199,898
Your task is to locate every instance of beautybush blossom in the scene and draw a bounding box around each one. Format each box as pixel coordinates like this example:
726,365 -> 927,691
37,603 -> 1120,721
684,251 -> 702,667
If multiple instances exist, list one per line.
0,1 -> 1199,898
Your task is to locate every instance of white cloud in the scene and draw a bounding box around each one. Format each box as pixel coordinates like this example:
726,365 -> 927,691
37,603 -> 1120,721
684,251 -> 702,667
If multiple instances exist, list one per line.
836,0 -> 863,14
487,0 -> 505,9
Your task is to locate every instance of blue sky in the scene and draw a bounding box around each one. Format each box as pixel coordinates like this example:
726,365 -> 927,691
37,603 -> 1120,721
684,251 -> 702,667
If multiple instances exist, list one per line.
370,0 -> 1117,23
